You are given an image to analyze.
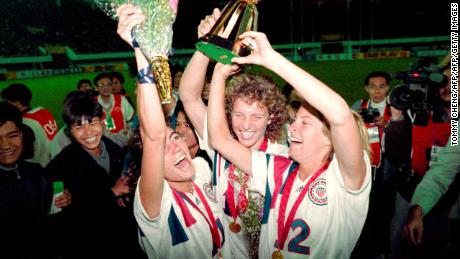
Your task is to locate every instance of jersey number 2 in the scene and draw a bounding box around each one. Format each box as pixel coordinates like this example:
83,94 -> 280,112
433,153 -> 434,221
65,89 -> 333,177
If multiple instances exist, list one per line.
287,219 -> 310,255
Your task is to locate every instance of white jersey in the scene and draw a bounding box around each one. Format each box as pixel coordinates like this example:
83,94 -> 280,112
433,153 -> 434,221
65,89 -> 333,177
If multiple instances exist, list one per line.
23,107 -> 58,167
134,159 -> 224,259
253,151 -> 371,259
199,113 -> 289,258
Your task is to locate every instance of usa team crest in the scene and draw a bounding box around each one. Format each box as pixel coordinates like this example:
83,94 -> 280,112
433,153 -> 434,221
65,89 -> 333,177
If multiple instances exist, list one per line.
308,178 -> 327,205
203,182 -> 218,204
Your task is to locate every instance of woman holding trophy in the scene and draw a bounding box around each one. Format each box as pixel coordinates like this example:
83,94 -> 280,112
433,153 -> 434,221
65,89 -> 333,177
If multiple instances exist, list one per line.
115,4 -> 224,258
206,31 -> 372,258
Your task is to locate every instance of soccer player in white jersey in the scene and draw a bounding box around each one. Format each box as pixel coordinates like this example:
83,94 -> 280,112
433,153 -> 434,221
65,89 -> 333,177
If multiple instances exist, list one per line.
180,9 -> 289,259
207,31 -> 372,258
116,5 -> 224,258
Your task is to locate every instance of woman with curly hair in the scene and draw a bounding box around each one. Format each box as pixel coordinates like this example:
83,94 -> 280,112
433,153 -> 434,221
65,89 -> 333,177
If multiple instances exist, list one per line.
207,31 -> 371,259
224,73 -> 288,146
179,9 -> 289,259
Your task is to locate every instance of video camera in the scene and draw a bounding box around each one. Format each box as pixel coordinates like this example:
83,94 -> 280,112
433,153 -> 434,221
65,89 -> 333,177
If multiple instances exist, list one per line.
390,62 -> 448,112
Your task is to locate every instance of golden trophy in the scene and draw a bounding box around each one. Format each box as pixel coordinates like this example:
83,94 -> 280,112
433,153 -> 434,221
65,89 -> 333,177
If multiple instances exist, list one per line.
196,0 -> 259,64
95,0 -> 178,103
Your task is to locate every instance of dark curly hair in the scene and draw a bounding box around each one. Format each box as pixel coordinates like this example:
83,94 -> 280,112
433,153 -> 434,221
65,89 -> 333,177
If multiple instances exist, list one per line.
225,73 -> 288,143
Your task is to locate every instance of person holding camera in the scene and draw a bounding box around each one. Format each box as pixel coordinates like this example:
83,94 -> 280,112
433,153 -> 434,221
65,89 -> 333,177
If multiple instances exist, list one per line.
385,63 -> 453,258
352,71 -> 392,169
351,71 -> 394,258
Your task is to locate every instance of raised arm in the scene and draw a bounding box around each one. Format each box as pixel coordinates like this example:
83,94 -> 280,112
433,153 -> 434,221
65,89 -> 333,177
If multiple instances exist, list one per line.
232,32 -> 366,189
179,8 -> 220,138
117,4 -> 166,218
207,64 -> 253,175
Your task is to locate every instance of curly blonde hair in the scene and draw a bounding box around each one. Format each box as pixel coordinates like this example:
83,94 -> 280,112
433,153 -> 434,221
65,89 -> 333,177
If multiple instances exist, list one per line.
225,73 -> 288,143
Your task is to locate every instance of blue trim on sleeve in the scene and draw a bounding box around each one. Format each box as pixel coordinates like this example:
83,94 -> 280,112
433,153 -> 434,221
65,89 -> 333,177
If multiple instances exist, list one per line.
168,206 -> 189,246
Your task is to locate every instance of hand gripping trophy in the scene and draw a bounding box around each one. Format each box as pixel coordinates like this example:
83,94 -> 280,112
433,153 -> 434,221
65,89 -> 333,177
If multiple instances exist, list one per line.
95,0 -> 178,103
196,0 -> 259,64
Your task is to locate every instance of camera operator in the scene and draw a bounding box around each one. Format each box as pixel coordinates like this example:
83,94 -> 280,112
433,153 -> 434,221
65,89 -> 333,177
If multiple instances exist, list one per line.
352,71 -> 392,169
351,71 -> 394,259
385,63 -> 453,258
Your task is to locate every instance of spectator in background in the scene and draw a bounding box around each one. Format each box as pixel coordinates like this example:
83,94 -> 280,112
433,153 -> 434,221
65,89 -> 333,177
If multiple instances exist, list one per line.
0,101 -> 71,258
172,100 -> 212,169
170,63 -> 184,93
1,83 -> 58,167
76,78 -> 94,93
351,71 -> 392,168
45,92 -> 142,258
110,71 -> 135,108
350,71 -> 394,259
50,91 -> 86,159
385,64 -> 452,259
403,136 -> 460,258
94,72 -> 135,148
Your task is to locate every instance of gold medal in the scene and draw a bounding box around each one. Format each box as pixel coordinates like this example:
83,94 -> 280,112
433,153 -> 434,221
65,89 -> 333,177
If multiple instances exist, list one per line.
272,250 -> 284,259
229,222 -> 241,233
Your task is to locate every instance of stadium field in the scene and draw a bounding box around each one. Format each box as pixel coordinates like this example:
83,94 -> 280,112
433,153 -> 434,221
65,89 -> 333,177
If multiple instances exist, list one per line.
0,58 -> 416,127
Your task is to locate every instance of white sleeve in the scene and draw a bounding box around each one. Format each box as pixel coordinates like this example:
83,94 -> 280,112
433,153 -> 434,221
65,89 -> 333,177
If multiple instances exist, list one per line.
193,157 -> 213,183
331,151 -> 372,195
134,180 -> 175,257
197,112 -> 216,160
134,179 -> 173,223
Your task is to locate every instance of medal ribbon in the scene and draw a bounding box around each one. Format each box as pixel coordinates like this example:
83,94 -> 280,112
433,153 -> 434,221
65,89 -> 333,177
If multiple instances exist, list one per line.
276,161 -> 330,251
173,183 -> 221,250
225,137 -> 269,222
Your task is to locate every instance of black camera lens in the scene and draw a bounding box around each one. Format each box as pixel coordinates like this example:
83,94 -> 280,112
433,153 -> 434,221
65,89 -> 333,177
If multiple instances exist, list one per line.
360,108 -> 380,123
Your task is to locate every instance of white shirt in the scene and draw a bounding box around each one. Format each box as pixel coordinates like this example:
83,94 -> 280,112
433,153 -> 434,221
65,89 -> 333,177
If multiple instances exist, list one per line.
253,151 -> 371,259
23,107 -> 58,167
134,159 -> 224,259
199,113 -> 289,258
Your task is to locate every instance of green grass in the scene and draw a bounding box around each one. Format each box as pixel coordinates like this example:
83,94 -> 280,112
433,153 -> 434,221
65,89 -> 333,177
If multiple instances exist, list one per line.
252,57 -> 416,102
0,58 -> 416,127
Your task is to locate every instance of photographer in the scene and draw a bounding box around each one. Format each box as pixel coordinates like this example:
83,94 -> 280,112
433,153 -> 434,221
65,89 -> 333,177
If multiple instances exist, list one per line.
351,71 -> 394,259
385,63 -> 453,258
352,71 -> 392,169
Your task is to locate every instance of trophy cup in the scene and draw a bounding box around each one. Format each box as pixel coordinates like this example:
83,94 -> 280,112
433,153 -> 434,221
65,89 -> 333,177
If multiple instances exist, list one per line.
196,0 -> 259,65
95,0 -> 178,103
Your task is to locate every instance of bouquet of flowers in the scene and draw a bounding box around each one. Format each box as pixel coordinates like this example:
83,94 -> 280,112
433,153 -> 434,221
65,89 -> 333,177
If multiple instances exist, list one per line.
240,190 -> 264,259
95,0 -> 179,103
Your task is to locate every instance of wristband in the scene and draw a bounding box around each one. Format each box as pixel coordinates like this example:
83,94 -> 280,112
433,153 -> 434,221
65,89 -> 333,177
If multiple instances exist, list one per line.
131,30 -> 139,48
137,65 -> 155,84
